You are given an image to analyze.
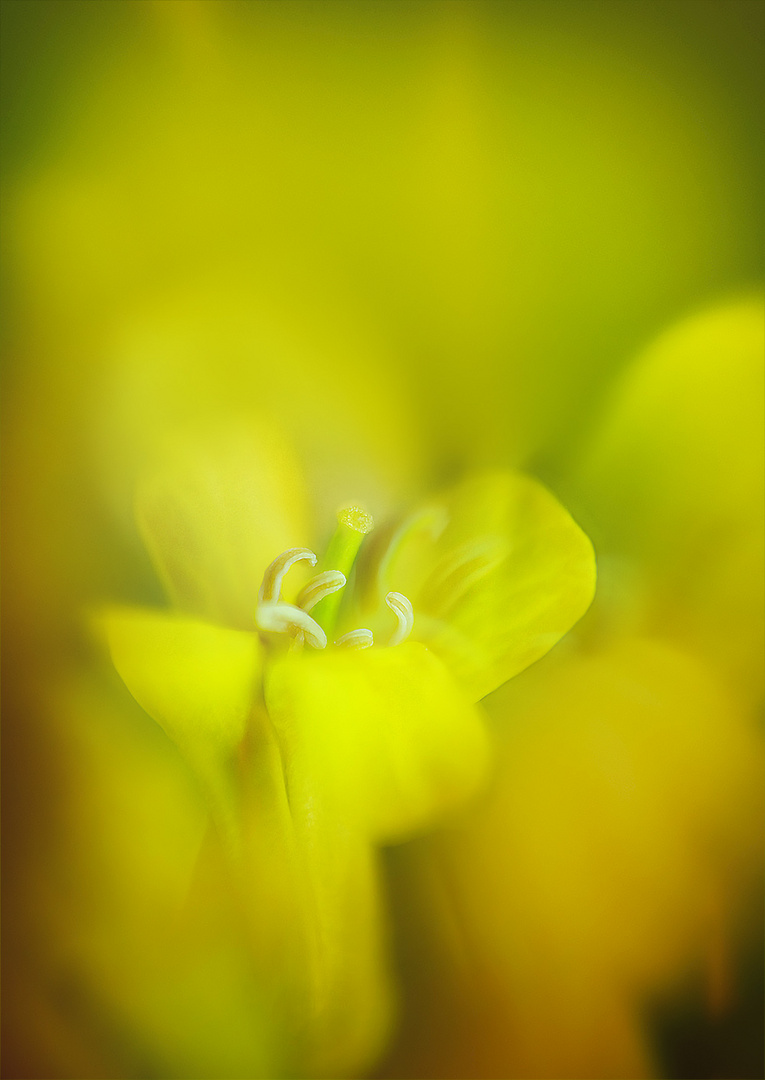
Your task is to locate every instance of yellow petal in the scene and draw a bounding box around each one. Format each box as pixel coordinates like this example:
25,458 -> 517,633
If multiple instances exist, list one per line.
102,607 -> 260,841
265,643 -> 489,844
367,471 -> 596,701
576,296 -> 765,698
136,427 -> 310,630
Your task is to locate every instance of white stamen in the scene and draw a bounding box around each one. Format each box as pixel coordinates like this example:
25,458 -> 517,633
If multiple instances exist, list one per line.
385,591 -> 414,646
296,570 -> 346,613
258,548 -> 317,604
255,602 -> 327,650
335,628 -> 374,650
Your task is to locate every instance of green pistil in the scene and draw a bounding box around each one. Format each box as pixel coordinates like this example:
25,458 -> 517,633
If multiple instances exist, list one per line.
312,506 -> 374,636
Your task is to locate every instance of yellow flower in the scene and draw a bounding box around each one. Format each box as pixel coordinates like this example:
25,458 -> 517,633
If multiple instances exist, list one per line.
377,297 -> 765,1080
101,429 -> 595,1076
3,4 -> 761,1078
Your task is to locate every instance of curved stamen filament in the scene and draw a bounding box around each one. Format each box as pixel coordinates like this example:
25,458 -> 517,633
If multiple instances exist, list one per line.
255,602 -> 327,650
386,591 -> 414,646
335,628 -> 374,650
296,570 -> 346,613
258,548 -> 317,604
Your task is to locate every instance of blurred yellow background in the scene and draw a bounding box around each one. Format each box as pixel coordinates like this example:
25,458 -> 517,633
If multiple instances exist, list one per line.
2,2 -> 763,1078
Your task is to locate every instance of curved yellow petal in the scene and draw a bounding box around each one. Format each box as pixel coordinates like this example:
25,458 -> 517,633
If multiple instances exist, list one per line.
365,471 -> 596,702
264,643 -> 489,844
136,426 -> 310,631
103,607 -> 261,841
576,297 -> 764,698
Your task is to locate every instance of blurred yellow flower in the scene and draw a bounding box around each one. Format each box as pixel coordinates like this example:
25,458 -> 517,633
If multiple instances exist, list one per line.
3,3 -> 762,1079
377,297 -> 765,1080
101,431 -> 594,1076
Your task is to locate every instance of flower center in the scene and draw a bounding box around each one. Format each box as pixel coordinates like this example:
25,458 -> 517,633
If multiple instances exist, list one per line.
254,506 -> 414,652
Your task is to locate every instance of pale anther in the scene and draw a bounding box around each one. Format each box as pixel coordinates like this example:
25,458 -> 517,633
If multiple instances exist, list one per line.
258,548 -> 317,604
296,570 -> 346,613
386,591 -> 414,646
255,602 -> 327,650
335,628 -> 374,650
